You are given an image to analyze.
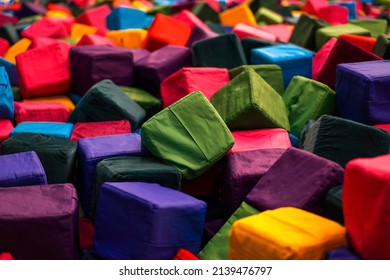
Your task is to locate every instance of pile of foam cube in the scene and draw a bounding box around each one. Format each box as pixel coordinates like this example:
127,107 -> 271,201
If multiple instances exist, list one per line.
0,0 -> 390,260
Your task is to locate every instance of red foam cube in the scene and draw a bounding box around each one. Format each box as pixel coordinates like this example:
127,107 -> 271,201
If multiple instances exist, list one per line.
0,38 -> 9,56
76,4 -> 111,35
171,9 -> 210,31
70,120 -> 131,142
172,249 -> 199,260
75,34 -> 116,46
233,23 -> 277,41
0,119 -> 13,143
14,102 -> 70,124
21,18 -> 69,39
16,43 -> 71,99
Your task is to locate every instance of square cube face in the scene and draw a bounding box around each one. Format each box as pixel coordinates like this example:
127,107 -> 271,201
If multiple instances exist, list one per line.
336,60 -> 390,125
69,46 -> 134,96
251,44 -> 313,89
10,122 -> 74,139
229,207 -> 347,260
0,119 -> 13,143
93,182 -> 206,260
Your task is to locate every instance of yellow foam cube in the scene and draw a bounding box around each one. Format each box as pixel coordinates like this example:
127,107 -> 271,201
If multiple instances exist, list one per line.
229,207 -> 347,260
23,95 -> 75,111
219,4 -> 256,27
45,10 -> 72,19
106,29 -> 147,48
131,0 -> 150,11
4,38 -> 32,64
70,23 -> 98,39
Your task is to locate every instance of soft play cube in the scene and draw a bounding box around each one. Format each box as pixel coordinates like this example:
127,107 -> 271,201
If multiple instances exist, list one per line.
223,148 -> 286,215
0,133 -> 77,184
143,13 -> 192,51
0,151 -> 47,188
0,23 -> 20,45
160,67 -> 229,108
0,119 -> 13,143
13,101 -> 70,124
70,120 -> 131,142
69,45 -> 134,96
21,18 -> 68,40
70,23 -> 97,39
229,207 -> 347,259
232,23 -> 278,42
93,156 -> 182,217
343,155 -> 390,259
67,80 -> 146,130
327,247 -> 361,260
77,133 -> 145,218
283,76 -> 335,137
23,95 -> 75,111
142,91 -> 234,180
315,23 -> 371,51
349,19 -> 388,39
192,34 -> 247,69
211,68 -> 290,131
229,64 -> 284,95
0,67 -> 13,120
240,37 -> 279,64
245,147 -> 344,214
229,129 -> 291,154
93,182 -> 206,259
324,185 -> 343,225
191,2 -> 220,23
105,29 -> 147,49
76,4 -> 110,34
219,4 -> 256,27
336,60 -> 390,125
106,7 -> 152,30
340,34 -> 376,52
251,44 -> 313,89
315,38 -> 381,90
0,57 -> 18,86
312,38 -> 337,79
16,42 -> 70,99
0,184 -> 79,259
135,45 -> 191,98
10,121 -> 73,139
15,2 -> 46,19
172,9 -> 209,30
372,34 -> 390,59
76,34 -> 115,47
186,26 -> 218,48
300,115 -> 390,167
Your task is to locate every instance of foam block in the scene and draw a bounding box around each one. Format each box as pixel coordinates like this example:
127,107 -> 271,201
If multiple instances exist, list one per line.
0,119 -> 13,143
67,80 -> 146,130
70,120 -> 131,142
0,151 -> 47,188
372,34 -> 390,59
21,18 -> 69,39
172,9 -> 210,30
219,4 -> 256,27
76,34 -> 115,47
0,67 -> 13,120
211,68 -> 290,131
10,122 -> 74,139
23,95 -> 75,111
4,38 -> 31,64
70,23 -> 97,39
232,23 -> 277,41
173,249 -> 199,260
312,37 -> 337,79
240,37 -> 279,63
300,115 -> 390,167
161,67 -> 229,108
229,207 -> 347,259
223,148 -> 286,215
69,45 -> 134,96
14,101 -> 70,124
343,155 -> 390,259
0,58 -> 18,87
283,76 -> 336,137
340,34 -> 376,52
315,38 -> 381,90
0,184 -> 79,259
192,34 -> 247,69
186,26 -> 218,47
15,2 -> 46,19
142,91 -> 234,180
251,44 -> 313,89
93,182 -> 206,259
16,43 -> 70,99
0,23 -> 20,45
77,133 -> 145,218
336,60 -> 390,125
324,185 -> 343,225
317,5 -> 349,25
105,29 -> 147,48
76,4 -> 110,34
349,19 -> 388,38
106,7 -> 152,30
0,133 -> 77,184
327,247 -> 361,260
229,129 -> 291,154
135,45 -> 191,98
143,13 -> 192,51
0,37 -> 9,56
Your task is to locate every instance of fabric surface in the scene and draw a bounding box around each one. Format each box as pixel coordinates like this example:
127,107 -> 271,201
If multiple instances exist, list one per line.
343,155 -> 390,259
186,26 -> 218,48
0,184 -> 79,259
0,151 -> 47,188
312,37 -> 337,79
70,120 -> 131,142
0,57 -> 18,86
172,249 -> 199,260
67,79 -> 146,130
77,133 -> 145,218
240,37 -> 279,64
211,68 -> 290,131
14,101 -> 70,124
326,247 -> 361,260
0,119 -> 13,143
229,207 -> 347,260
336,60 -> 390,125
324,185 -> 343,225
283,75 -> 336,137
0,133 -> 77,184
69,45 -> 134,96
23,95 -> 75,111
245,147 -> 344,214
0,66 -> 13,120
372,34 -> 390,59
142,91 -> 234,180
192,33 -> 247,69
301,115 -> 390,168
10,122 -> 74,139
93,182 -> 206,260
251,44 -> 313,89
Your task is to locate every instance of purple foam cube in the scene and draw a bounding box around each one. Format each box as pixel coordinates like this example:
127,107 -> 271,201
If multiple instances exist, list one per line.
134,45 -> 192,98
245,147 -> 344,215
223,148 -> 286,216
69,45 -> 134,95
0,184 -> 79,259
93,182 -> 207,260
77,133 -> 146,218
0,151 -> 47,188
336,60 -> 390,125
